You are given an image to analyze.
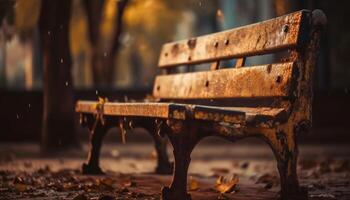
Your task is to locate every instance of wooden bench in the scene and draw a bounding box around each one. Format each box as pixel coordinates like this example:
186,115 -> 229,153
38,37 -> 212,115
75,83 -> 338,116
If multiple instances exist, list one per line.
76,10 -> 326,200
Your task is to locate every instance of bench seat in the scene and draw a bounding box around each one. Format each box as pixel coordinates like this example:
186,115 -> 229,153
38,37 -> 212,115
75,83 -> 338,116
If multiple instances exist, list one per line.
76,101 -> 287,127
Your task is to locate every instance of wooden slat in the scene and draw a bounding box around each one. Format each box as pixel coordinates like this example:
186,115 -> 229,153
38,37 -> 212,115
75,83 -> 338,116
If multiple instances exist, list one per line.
235,58 -> 246,68
158,10 -> 309,68
153,62 -> 295,99
210,61 -> 220,70
75,101 -> 246,123
230,107 -> 288,125
76,101 -> 172,118
76,101 -> 286,126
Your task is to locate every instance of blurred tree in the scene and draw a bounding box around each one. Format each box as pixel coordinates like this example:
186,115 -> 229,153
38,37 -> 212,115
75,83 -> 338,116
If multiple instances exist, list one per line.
83,0 -> 129,87
82,0 -> 104,86
39,0 -> 78,151
117,0 -> 211,86
0,0 -> 15,87
14,0 -> 41,89
103,0 -> 129,86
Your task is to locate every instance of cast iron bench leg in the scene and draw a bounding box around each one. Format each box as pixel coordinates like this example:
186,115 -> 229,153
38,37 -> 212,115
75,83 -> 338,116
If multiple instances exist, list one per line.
151,133 -> 173,174
81,117 -> 173,175
136,119 -> 173,174
263,127 -> 307,200
82,122 -> 108,175
161,120 -> 199,200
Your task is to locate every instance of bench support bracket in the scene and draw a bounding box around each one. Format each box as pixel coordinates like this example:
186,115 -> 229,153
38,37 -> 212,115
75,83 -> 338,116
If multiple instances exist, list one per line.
81,116 -> 173,175
161,120 -> 202,200
82,121 -> 109,175
260,126 -> 307,200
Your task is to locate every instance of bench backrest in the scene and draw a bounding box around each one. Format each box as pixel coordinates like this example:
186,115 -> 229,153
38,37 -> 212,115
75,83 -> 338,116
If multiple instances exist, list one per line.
152,10 -> 326,126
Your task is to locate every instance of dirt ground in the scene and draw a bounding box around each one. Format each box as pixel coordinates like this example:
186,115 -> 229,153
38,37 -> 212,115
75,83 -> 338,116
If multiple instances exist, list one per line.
0,143 -> 349,200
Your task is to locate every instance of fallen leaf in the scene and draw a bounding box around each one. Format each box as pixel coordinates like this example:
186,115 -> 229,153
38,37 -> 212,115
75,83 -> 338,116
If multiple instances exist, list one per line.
188,176 -> 200,191
99,177 -> 115,187
215,175 -> 239,193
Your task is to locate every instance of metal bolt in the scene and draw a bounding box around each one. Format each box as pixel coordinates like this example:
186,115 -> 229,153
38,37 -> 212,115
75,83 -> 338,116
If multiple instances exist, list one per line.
205,80 -> 209,87
276,76 -> 282,83
214,41 -> 219,48
282,24 -> 289,33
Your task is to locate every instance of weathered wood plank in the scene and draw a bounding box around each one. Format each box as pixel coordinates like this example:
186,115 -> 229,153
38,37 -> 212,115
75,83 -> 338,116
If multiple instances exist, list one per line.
76,101 -> 287,126
235,58 -> 246,68
75,101 -> 246,123
158,10 -> 308,68
153,62 -> 295,99
210,61 -> 220,70
76,101 -> 172,118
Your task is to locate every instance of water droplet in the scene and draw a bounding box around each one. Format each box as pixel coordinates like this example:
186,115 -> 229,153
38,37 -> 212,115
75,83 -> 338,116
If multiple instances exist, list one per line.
28,104 -> 31,109
96,90 -> 98,95
60,58 -> 63,63
65,81 -> 68,86
104,52 -> 107,57
47,31 -> 51,35
16,114 -> 19,119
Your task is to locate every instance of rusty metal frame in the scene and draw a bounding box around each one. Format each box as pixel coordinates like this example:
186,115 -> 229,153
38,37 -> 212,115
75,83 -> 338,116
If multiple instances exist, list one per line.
80,114 -> 174,175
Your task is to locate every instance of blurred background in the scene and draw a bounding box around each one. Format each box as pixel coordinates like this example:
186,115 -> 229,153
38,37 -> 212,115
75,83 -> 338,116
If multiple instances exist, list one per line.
0,0 -> 349,147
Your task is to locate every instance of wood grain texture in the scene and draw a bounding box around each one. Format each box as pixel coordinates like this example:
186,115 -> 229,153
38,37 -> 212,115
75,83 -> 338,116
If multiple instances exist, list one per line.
158,10 -> 308,68
153,62 -> 295,99
76,101 -> 287,126
76,101 -> 171,118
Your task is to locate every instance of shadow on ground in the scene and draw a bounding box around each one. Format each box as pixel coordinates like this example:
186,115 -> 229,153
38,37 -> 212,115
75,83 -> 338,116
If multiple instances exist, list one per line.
0,143 -> 349,200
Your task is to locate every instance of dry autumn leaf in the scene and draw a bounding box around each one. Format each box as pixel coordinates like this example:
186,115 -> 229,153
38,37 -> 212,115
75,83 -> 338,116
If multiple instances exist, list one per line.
98,177 -> 115,188
188,176 -> 200,191
215,175 -> 239,193
93,97 -> 108,109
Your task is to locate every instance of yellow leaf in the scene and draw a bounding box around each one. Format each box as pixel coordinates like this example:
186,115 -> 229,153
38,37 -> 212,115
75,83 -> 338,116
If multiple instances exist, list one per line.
98,96 -> 108,104
188,176 -> 200,191
215,175 -> 239,194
